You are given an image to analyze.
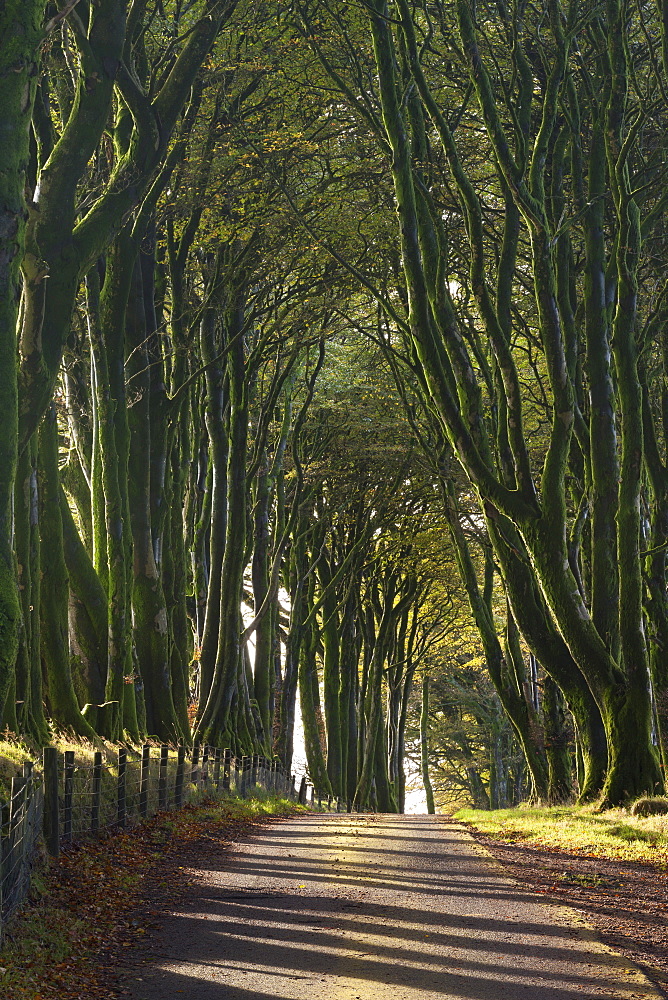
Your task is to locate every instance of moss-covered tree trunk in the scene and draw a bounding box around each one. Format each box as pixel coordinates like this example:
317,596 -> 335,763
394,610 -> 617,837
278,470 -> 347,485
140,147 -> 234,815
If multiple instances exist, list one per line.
317,549 -> 343,797
489,515 -> 607,801
0,0 -> 47,727
299,588 -> 332,796
197,290 -> 249,746
14,438 -> 48,741
101,235 -> 141,740
396,605 -> 419,812
642,380 -> 668,770
354,572 -> 404,812
86,268 -> 128,739
60,485 -> 107,712
126,255 -> 180,741
338,586 -> 360,807
543,674 -> 573,803
39,405 -> 96,737
356,602 -> 376,789
275,531 -> 307,769
165,426 -> 192,736
252,453 -> 274,748
197,307 -> 228,711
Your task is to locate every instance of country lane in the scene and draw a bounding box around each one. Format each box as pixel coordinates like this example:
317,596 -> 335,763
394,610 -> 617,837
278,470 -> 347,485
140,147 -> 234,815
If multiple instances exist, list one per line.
123,813 -> 663,999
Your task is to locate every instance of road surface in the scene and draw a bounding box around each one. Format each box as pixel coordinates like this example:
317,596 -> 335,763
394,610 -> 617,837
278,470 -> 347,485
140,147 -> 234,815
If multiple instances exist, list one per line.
125,813 -> 662,999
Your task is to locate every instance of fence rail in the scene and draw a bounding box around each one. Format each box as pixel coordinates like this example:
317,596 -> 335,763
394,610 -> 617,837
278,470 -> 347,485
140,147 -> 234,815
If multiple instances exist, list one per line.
0,744 -> 339,942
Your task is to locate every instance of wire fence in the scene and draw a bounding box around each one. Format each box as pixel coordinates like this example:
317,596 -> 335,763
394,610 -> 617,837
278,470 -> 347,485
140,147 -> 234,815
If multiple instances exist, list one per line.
0,744 -> 340,943
0,763 -> 43,931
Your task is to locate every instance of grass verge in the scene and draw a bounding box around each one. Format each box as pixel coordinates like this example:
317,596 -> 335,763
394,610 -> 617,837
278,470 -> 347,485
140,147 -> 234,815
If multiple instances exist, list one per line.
1,794 -> 303,1000
455,804 -> 668,866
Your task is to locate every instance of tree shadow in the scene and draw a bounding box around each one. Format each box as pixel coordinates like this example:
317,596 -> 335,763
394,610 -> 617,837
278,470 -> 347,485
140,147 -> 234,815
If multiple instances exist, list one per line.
121,815 -> 652,999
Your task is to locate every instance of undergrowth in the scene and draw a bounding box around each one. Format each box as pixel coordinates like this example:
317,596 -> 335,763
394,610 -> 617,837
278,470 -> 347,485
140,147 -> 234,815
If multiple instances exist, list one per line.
455,804 -> 668,865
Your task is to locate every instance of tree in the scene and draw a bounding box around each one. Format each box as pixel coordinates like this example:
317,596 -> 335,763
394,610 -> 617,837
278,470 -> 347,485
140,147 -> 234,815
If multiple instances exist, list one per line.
295,0 -> 668,805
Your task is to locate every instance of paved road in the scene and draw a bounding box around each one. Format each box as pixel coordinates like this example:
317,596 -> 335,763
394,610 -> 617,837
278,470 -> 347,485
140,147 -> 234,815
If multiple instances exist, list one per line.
125,814 -> 662,999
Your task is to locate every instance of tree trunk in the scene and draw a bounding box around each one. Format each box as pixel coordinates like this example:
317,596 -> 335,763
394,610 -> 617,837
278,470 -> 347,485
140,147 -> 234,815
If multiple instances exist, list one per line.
488,512 -> 608,800
60,485 -> 107,711
39,405 -> 96,738
197,291 -> 249,745
86,268 -> 128,739
299,606 -> 332,796
126,255 -> 180,741
275,533 -> 306,769
318,551 -> 343,796
543,675 -> 573,803
0,0 -> 46,727
14,438 -> 48,741
198,307 -> 228,711
420,674 -> 435,815
338,587 -> 359,807
252,453 -> 273,748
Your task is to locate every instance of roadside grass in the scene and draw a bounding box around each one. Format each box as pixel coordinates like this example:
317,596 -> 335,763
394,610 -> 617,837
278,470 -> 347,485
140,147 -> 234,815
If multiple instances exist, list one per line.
0,736 -> 37,797
455,804 -> 668,866
0,730 -> 124,799
0,794 -> 303,1000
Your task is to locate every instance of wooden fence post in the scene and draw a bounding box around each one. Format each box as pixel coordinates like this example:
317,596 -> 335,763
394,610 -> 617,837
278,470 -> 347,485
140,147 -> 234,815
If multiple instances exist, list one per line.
223,749 -> 231,791
63,751 -> 75,842
139,744 -> 150,818
90,751 -> 102,833
298,776 -> 307,805
117,748 -> 127,828
213,748 -> 221,792
175,744 -> 185,808
158,746 -> 168,811
201,745 -> 209,790
241,756 -> 250,797
191,742 -> 200,788
43,747 -> 59,857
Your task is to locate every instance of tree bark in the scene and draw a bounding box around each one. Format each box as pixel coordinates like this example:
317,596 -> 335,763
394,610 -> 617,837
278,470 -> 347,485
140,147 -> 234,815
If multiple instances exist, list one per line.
0,0 -> 46,727
38,405 -> 96,738
420,674 -> 435,814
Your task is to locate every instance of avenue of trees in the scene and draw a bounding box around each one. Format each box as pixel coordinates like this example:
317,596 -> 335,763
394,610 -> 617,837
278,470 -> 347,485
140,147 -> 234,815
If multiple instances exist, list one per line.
2,0 -> 668,810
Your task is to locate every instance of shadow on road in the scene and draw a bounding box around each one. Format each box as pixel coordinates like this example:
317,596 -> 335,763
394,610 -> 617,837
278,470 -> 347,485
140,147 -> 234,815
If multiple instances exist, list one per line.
123,815 -> 656,1000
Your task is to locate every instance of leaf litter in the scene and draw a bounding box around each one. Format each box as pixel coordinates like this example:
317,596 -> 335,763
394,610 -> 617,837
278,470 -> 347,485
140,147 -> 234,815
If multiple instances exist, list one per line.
0,796 -> 301,1000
